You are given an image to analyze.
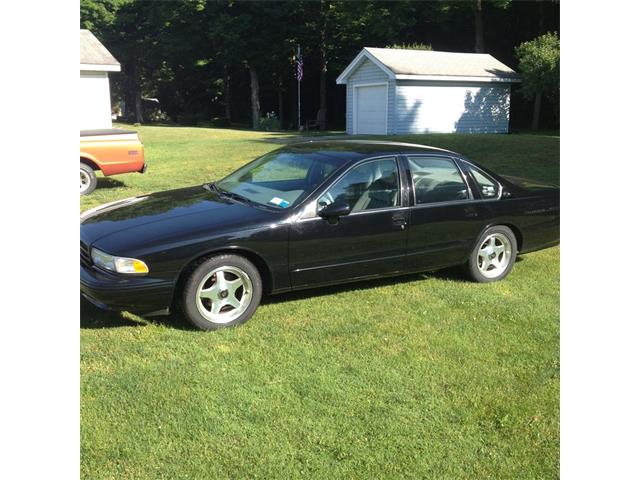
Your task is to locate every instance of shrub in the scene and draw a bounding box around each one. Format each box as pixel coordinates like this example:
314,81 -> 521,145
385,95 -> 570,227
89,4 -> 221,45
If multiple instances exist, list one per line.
258,111 -> 281,131
515,32 -> 560,102
146,109 -> 171,123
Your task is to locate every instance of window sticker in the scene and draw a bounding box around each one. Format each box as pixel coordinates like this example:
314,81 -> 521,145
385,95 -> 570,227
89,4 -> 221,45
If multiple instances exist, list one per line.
268,197 -> 290,208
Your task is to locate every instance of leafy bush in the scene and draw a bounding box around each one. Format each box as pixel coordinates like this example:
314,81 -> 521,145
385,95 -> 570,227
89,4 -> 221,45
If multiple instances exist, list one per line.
146,110 -> 171,123
258,111 -> 281,131
515,32 -> 560,102
515,32 -> 560,127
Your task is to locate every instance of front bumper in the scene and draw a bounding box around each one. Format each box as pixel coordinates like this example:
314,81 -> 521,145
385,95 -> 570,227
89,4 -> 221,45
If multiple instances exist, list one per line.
80,263 -> 173,316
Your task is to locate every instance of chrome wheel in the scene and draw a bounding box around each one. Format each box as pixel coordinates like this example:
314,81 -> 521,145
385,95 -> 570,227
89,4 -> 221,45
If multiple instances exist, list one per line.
196,266 -> 253,324
80,169 -> 91,193
477,232 -> 512,279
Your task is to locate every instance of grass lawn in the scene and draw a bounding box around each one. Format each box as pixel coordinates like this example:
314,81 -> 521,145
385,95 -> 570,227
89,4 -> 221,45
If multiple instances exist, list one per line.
81,125 -> 559,479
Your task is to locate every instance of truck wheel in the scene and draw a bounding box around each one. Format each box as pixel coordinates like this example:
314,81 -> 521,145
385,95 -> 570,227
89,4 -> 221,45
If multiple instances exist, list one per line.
80,163 -> 97,195
181,254 -> 263,330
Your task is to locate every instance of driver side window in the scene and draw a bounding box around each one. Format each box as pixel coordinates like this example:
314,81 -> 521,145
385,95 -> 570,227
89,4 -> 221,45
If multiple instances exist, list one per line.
318,158 -> 399,213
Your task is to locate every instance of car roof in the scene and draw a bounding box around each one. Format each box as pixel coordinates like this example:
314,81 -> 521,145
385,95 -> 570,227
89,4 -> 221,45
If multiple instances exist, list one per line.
282,140 -> 459,163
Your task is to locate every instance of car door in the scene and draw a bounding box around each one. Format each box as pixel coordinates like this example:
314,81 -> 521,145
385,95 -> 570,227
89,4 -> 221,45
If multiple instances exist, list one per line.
402,154 -> 492,271
289,156 -> 410,288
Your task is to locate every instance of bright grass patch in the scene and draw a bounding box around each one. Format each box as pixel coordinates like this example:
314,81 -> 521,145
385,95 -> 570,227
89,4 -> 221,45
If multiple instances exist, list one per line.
81,126 -> 559,479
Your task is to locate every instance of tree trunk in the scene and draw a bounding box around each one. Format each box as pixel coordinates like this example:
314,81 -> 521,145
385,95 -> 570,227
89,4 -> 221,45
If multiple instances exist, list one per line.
278,76 -> 284,128
472,0 -> 484,53
531,92 -> 542,131
126,62 -> 143,123
123,63 -> 134,121
249,67 -> 260,129
537,0 -> 545,34
319,0 -> 328,130
134,89 -> 142,124
224,65 -> 232,121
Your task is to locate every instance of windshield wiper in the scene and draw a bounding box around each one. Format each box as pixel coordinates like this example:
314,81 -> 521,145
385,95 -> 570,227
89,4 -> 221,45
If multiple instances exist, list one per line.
208,182 -> 221,194
213,184 -> 253,205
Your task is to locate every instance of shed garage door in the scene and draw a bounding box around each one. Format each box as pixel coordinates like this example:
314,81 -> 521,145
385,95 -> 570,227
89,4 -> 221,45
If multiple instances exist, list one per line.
354,84 -> 387,134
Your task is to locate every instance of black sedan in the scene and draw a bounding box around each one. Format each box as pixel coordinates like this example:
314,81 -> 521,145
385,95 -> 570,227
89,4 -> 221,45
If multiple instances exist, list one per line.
80,141 -> 559,330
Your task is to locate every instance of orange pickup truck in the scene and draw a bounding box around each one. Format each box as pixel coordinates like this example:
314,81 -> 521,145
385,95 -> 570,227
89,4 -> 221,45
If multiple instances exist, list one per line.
80,129 -> 146,195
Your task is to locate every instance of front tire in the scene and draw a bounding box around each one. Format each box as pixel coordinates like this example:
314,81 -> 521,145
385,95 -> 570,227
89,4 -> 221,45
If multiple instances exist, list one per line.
80,162 -> 97,195
467,226 -> 517,283
181,254 -> 262,330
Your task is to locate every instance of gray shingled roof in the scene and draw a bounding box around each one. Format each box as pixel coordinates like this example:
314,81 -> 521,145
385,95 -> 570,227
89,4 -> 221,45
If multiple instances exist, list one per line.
364,47 -> 518,79
80,29 -> 120,67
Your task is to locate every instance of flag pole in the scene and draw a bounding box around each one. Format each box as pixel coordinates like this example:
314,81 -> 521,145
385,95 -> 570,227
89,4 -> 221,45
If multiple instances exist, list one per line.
297,45 -> 301,130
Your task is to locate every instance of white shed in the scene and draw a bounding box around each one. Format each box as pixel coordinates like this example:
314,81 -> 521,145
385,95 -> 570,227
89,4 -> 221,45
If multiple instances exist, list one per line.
80,30 -> 120,130
336,48 -> 520,135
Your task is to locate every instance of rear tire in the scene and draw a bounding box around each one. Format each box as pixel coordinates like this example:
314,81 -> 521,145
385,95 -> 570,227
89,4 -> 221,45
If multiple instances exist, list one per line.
181,254 -> 262,330
80,162 -> 97,195
467,226 -> 517,283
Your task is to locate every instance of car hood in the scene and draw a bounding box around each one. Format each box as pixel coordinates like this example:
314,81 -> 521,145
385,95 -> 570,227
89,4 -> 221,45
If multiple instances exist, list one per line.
80,185 -> 278,251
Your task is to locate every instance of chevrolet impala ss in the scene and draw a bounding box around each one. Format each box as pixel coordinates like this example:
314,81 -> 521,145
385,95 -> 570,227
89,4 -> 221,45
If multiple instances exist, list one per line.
80,141 -> 559,330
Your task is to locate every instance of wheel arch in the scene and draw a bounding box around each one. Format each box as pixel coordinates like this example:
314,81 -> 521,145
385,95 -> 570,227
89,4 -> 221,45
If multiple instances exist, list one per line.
499,223 -> 523,252
80,155 -> 101,172
477,222 -> 523,253
171,246 -> 274,310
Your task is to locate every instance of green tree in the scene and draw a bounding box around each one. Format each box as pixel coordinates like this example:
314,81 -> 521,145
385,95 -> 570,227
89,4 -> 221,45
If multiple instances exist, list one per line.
438,1 -> 511,53
515,31 -> 560,130
306,0 -> 415,128
80,0 -> 126,36
80,0 -> 559,130
204,1 -> 298,129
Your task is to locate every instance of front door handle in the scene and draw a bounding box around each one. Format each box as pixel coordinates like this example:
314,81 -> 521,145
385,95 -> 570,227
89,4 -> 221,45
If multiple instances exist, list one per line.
391,212 -> 408,227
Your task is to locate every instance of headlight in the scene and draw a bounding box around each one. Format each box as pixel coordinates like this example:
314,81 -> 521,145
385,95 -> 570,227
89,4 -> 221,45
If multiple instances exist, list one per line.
91,248 -> 149,274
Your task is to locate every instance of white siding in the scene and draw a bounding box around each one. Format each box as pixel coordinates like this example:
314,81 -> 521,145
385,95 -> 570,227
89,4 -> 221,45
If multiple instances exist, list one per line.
80,71 -> 113,130
394,81 -> 510,134
345,59 -> 393,134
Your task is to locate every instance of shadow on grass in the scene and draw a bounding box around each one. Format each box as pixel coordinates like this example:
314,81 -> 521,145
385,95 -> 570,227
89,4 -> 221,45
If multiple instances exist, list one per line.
96,177 -> 126,190
262,266 -> 471,305
80,296 -> 194,331
80,297 -> 144,329
263,257 -> 526,306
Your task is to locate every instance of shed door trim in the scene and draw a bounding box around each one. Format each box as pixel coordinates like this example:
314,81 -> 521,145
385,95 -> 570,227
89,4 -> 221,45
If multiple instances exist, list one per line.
353,82 -> 388,135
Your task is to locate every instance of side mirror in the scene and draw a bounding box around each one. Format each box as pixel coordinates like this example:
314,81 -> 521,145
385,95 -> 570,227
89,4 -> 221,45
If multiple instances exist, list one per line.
318,202 -> 351,220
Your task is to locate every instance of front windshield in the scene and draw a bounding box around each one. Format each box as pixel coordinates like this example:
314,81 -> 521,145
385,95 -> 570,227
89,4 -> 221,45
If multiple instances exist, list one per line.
216,150 -> 343,209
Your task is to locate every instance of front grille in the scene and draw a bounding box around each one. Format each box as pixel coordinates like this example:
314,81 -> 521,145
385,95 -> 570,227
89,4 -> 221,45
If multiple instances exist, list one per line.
80,241 -> 91,267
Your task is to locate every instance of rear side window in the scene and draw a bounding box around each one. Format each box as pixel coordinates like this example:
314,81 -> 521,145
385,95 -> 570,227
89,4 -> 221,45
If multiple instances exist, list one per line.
467,164 -> 500,198
407,156 -> 469,204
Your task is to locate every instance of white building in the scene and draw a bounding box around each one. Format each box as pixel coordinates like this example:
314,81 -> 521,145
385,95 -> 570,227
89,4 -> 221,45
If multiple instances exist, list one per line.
336,48 -> 520,135
80,29 -> 120,130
